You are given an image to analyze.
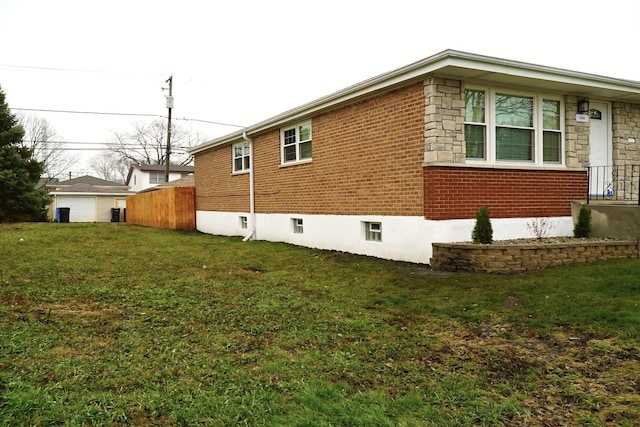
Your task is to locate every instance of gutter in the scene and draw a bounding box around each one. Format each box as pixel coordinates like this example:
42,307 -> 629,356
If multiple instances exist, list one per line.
241,131 -> 256,242
189,49 -> 640,156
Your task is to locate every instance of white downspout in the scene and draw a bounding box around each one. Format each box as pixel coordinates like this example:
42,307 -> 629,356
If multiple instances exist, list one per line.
242,131 -> 256,241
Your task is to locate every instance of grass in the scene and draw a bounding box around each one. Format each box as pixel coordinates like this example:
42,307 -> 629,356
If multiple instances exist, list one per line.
0,222 -> 639,426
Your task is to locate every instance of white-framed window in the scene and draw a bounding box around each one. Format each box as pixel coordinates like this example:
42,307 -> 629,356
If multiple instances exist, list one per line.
464,88 -> 564,165
149,172 -> 166,184
239,216 -> 248,229
233,141 -> 251,173
292,218 -> 303,234
363,221 -> 382,242
281,121 -> 312,164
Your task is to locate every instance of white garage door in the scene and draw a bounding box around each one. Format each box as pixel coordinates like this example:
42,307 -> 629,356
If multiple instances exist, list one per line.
57,197 -> 97,222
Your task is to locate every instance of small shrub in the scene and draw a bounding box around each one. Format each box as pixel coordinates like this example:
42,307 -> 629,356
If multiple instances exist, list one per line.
472,206 -> 493,244
574,205 -> 592,238
527,212 -> 555,240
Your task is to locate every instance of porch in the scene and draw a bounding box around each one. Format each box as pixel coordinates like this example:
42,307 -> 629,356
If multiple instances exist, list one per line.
587,165 -> 640,205
580,165 -> 640,242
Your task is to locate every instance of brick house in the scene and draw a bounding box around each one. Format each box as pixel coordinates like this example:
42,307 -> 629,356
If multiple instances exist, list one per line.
189,50 -> 640,264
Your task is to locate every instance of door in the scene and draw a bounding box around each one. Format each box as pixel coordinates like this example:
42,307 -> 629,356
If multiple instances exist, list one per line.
57,197 -> 97,222
588,101 -> 612,196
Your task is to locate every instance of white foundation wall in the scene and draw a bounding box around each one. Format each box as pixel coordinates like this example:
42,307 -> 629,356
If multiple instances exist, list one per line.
196,211 -> 575,264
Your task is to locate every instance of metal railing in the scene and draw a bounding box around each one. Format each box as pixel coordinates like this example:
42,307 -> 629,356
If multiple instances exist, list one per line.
587,165 -> 640,205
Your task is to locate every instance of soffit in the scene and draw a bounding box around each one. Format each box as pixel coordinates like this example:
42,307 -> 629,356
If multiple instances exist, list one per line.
435,56 -> 640,102
190,50 -> 640,154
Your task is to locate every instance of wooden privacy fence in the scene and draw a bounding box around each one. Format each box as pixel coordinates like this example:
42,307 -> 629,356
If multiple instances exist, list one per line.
126,187 -> 196,230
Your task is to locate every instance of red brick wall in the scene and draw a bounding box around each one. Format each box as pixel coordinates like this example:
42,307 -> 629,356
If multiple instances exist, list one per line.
423,166 -> 588,220
196,82 -> 426,216
194,145 -> 250,212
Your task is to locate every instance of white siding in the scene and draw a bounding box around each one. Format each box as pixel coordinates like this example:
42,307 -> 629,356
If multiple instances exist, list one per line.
196,211 -> 574,264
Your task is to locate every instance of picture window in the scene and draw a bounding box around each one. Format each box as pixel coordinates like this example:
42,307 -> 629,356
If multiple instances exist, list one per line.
464,88 -> 563,164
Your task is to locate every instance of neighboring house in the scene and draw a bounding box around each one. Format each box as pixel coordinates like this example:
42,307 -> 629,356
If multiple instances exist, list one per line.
37,177 -> 59,189
46,176 -> 131,222
125,164 -> 195,193
137,174 -> 194,193
189,50 -> 640,264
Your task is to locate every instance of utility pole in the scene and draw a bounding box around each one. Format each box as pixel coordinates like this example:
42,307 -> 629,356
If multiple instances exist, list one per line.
164,75 -> 173,183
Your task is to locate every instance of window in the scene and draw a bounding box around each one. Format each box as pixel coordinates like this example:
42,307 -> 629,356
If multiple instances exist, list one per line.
233,141 -> 251,173
364,222 -> 382,242
464,89 -> 486,159
464,88 -> 563,164
239,216 -> 248,229
150,172 -> 165,184
495,93 -> 534,161
281,121 -> 312,164
542,100 -> 561,163
292,218 -> 303,234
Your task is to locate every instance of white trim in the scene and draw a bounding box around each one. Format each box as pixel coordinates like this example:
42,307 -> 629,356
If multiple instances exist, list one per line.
464,86 -> 565,166
49,192 -> 132,196
232,141 -> 251,173
280,120 -> 312,165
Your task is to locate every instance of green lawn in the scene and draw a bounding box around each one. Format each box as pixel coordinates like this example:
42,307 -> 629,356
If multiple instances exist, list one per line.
1,223 -> 639,426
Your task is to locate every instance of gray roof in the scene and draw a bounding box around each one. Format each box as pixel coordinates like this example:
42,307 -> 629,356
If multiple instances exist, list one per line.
49,175 -> 125,187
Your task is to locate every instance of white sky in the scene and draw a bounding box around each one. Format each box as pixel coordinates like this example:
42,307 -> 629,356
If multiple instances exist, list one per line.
1,0 -> 639,175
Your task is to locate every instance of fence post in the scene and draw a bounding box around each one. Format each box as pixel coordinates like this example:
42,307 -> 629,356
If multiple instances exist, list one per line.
586,166 -> 591,204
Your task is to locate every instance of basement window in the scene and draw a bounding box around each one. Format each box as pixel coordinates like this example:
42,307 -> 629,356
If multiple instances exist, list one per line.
239,216 -> 248,229
292,218 -> 304,234
363,221 -> 382,242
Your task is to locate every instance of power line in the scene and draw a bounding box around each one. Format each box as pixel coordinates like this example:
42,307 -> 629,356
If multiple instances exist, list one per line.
12,107 -> 245,128
13,107 -> 161,118
0,64 -> 104,73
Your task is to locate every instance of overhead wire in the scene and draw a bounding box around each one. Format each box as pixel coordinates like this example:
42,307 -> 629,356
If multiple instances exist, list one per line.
3,62 -> 242,160
11,107 -> 245,128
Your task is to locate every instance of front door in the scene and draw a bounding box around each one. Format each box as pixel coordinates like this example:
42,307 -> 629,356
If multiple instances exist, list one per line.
588,101 -> 612,196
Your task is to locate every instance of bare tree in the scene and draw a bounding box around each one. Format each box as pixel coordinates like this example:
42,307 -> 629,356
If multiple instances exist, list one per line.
18,113 -> 77,179
109,120 -> 196,166
89,151 -> 129,184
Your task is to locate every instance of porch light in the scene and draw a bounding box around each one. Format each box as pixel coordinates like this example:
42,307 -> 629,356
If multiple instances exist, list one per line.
577,98 -> 590,114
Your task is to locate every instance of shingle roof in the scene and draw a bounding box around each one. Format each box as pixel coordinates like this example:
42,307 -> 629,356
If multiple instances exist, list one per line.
50,175 -> 125,187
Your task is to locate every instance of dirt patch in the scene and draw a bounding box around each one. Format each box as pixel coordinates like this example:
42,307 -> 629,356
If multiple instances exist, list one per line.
429,324 -> 640,425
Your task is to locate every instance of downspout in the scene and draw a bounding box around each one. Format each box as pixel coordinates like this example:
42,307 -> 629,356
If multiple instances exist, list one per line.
242,131 -> 256,241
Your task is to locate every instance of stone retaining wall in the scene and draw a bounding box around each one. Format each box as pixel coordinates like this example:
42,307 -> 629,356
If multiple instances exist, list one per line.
431,240 -> 638,274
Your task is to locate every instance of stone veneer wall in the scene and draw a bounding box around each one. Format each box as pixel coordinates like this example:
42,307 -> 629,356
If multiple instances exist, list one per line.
431,240 -> 638,274
612,101 -> 640,164
564,95 -> 591,168
423,78 -> 465,164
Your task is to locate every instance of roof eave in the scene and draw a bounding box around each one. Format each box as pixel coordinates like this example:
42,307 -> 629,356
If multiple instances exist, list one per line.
189,49 -> 640,155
